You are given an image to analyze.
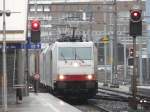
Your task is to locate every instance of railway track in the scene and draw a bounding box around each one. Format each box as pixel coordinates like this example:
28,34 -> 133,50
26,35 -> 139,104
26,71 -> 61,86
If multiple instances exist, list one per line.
73,98 -> 128,112
88,99 -> 128,112
98,86 -> 150,102
75,100 -> 112,112
66,98 -> 113,112
96,87 -> 150,111
88,100 -> 112,112
68,86 -> 150,112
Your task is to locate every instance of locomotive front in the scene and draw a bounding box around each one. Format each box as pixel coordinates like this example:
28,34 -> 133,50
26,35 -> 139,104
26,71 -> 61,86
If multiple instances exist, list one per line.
54,42 -> 98,98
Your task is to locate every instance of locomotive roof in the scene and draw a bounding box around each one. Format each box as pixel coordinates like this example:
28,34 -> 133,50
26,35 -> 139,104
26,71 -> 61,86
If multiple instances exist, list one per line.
54,41 -> 94,47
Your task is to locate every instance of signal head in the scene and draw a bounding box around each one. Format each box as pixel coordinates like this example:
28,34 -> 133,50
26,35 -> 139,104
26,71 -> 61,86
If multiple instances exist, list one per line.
130,10 -> 142,22
31,20 -> 40,31
129,48 -> 134,57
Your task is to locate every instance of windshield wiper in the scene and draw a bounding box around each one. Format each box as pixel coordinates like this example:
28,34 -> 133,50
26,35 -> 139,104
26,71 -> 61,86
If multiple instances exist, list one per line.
61,53 -> 67,63
75,54 -> 84,63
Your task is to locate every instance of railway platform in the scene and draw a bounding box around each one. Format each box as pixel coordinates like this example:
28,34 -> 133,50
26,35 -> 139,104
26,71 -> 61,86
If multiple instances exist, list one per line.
98,82 -> 130,93
0,93 -> 82,112
98,82 -> 150,99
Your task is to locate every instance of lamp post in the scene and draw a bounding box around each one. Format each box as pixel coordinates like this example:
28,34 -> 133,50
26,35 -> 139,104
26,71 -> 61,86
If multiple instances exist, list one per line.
0,0 -> 11,111
103,0 -> 108,86
111,0 -> 119,88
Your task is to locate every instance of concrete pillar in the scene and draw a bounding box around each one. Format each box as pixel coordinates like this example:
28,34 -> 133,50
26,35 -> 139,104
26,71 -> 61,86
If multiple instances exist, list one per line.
146,0 -> 150,80
16,49 -> 25,103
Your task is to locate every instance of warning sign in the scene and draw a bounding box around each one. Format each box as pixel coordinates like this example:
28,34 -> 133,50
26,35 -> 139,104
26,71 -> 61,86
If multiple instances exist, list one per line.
100,35 -> 109,44
34,74 -> 40,80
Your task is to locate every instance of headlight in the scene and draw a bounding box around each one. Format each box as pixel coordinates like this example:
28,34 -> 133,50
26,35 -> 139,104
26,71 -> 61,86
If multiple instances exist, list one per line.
87,74 -> 96,80
87,75 -> 93,80
59,75 -> 65,80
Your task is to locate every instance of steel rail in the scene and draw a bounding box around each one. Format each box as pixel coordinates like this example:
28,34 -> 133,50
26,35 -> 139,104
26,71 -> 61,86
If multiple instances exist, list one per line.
98,87 -> 150,99
97,87 -> 150,107
88,100 -> 113,112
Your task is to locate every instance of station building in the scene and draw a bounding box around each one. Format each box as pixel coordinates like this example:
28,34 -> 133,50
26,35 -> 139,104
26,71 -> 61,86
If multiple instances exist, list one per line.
28,0 -> 146,63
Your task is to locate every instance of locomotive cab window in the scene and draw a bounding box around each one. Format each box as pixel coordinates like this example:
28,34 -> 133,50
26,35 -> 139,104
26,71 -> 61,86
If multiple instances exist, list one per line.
59,47 -> 74,60
75,47 -> 92,60
58,47 -> 92,60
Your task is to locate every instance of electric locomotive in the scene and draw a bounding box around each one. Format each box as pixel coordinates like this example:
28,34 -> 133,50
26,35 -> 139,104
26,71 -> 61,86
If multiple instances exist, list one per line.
40,35 -> 98,98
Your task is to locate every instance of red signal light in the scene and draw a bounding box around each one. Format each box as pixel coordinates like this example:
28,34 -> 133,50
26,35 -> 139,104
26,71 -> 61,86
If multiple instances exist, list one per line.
133,12 -> 138,17
30,19 -> 41,43
31,20 -> 40,31
129,9 -> 142,36
130,10 -> 141,22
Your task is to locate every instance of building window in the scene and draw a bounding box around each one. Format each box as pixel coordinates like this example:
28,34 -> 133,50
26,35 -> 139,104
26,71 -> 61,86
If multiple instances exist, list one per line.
37,5 -> 43,12
44,5 -> 50,12
118,11 -> 129,18
29,5 -> 36,12
67,12 -> 82,21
